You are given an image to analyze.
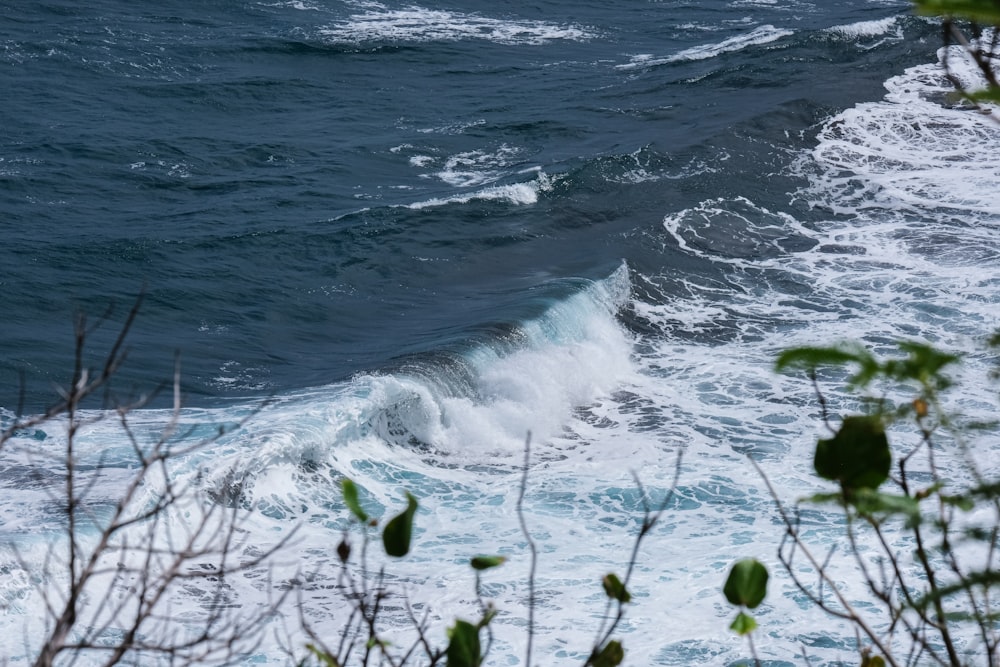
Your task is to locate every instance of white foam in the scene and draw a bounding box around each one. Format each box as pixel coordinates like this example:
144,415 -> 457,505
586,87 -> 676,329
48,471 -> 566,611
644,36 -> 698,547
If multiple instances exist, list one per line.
799,46 -> 1000,219
0,156 -> 39,177
605,151 -> 723,184
405,170 -> 553,209
0,41 -> 32,65
0,265 -> 643,662
210,360 -> 273,391
432,144 -> 521,188
674,22 -> 727,33
370,286 -> 634,458
729,0 -> 813,8
320,4 -> 595,46
408,154 -> 434,167
617,25 -> 793,70
398,142 -> 523,188
825,16 -> 900,38
416,118 -> 486,135
648,58 -> 1000,661
261,0 -> 322,9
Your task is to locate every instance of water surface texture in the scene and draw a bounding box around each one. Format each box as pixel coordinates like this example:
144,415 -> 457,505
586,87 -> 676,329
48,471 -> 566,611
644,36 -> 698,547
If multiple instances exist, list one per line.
2,1 -> 999,664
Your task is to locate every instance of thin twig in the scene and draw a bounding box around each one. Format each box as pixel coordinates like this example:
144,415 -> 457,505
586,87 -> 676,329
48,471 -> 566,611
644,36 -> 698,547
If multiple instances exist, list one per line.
516,433 -> 537,667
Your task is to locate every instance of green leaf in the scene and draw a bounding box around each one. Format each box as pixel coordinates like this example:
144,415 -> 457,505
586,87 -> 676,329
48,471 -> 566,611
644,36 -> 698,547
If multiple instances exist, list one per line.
942,493 -> 977,512
884,342 -> 958,390
382,492 -> 418,558
861,652 -> 886,667
850,489 -> 921,525
341,478 -> 369,523
589,640 -> 625,667
446,619 -> 481,667
724,559 -> 768,609
479,606 -> 497,628
336,537 -> 351,564
470,555 -> 507,571
911,569 -> 1000,612
776,341 -> 960,392
805,492 -> 847,505
306,644 -> 341,667
602,573 -> 632,604
913,0 -> 1000,23
815,416 -> 891,490
965,526 -> 993,542
729,611 -> 758,636
967,481 -> 1000,501
775,344 -> 875,376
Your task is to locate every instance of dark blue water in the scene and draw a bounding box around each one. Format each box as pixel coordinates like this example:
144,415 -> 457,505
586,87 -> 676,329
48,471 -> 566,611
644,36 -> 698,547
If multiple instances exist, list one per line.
1,0 -> 930,407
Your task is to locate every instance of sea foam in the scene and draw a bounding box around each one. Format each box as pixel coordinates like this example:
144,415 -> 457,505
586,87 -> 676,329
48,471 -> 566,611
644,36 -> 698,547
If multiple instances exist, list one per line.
617,25 -> 793,70
320,3 -> 595,46
802,43 -> 1000,219
405,171 -> 554,209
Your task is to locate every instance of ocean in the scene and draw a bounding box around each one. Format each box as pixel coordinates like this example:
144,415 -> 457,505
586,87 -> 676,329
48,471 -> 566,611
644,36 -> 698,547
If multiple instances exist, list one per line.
2,0 -> 999,664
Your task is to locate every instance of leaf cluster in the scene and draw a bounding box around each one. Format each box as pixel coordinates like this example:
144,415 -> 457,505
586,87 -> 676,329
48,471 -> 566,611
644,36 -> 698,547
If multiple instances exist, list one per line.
316,480 -> 506,667
914,0 -> 1000,24
776,341 -> 957,394
311,451 -> 681,667
755,335 -> 1000,666
723,559 -> 768,637
911,0 -> 1000,106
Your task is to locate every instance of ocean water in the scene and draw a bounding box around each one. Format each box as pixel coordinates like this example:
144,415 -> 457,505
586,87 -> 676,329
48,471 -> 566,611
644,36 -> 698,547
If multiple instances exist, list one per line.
2,0 -> 999,664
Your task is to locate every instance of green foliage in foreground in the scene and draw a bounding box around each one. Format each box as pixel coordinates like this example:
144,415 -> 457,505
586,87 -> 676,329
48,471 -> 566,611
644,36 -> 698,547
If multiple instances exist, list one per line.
319,332 -> 1000,667
914,0 -> 1000,24
314,335 -> 1000,666
732,334 -> 1000,667
912,0 -> 1000,105
813,415 -> 891,491
302,473 -> 674,667
305,482 -> 510,667
723,559 -> 769,637
382,492 -> 418,558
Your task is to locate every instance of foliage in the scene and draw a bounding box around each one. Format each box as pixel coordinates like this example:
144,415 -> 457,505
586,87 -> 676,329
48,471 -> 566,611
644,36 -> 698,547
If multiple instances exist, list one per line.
912,0 -> 1000,106
0,299 -> 289,666
914,0 -> 1000,26
725,7 -> 1000,658
4,304 -> 685,667
813,415 -> 891,490
382,492 -> 418,558
724,559 -> 768,615
301,444 -> 681,667
723,558 -> 769,666
742,335 -> 1000,667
